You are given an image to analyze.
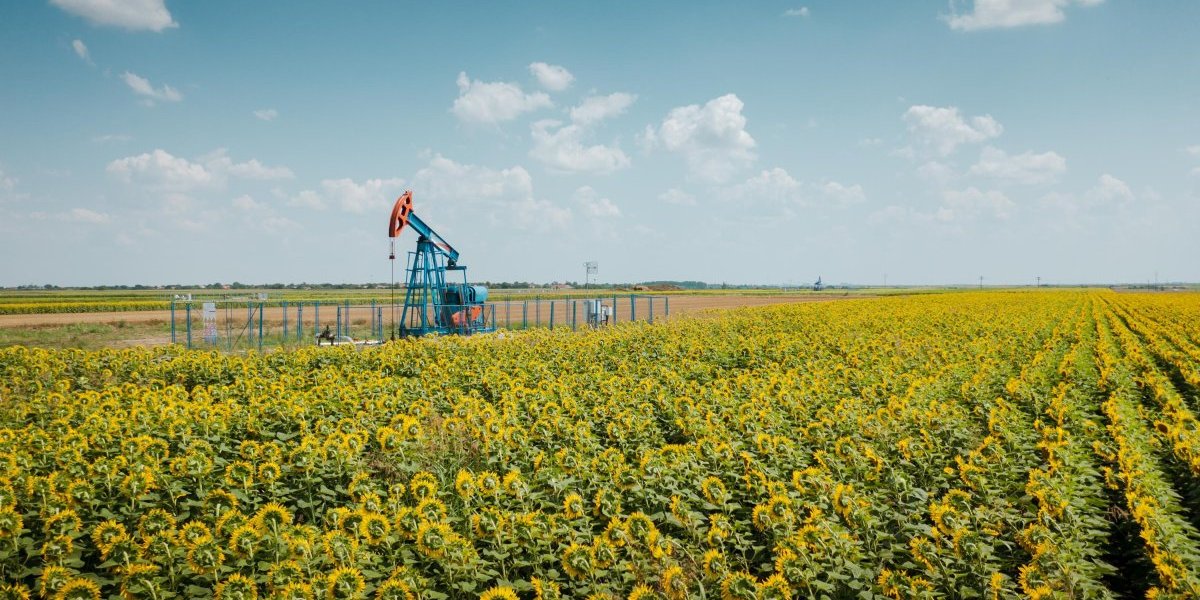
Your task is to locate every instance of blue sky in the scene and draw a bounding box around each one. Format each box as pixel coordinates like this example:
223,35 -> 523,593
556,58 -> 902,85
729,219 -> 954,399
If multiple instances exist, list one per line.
1,1 -> 1198,287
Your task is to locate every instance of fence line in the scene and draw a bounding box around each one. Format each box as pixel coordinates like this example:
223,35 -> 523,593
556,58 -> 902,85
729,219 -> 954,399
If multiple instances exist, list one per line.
170,294 -> 669,350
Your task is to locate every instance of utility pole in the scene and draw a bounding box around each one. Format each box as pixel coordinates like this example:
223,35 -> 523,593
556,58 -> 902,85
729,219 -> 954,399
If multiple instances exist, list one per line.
1036,276 -> 1041,288
979,276 -> 983,289
584,261 -> 598,290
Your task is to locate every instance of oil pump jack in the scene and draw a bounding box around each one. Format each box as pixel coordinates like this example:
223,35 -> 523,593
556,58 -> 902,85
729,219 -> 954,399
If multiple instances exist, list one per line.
388,191 -> 493,337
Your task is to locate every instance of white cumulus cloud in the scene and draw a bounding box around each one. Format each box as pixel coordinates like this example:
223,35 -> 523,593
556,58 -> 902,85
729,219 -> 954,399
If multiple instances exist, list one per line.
903,104 -> 1002,156
320,178 -> 407,214
646,93 -> 757,183
530,120 -> 630,175
658,188 -> 696,206
820,181 -> 866,205
570,92 -> 636,125
51,0 -> 177,32
944,0 -> 1103,31
967,146 -> 1066,184
1089,173 -> 1133,202
121,71 -> 182,105
253,108 -> 278,121
414,154 -> 570,231
65,207 -> 111,224
452,71 -> 552,124
107,149 -> 211,190
783,7 -> 810,17
528,62 -> 574,91
572,186 -> 621,218
938,187 -> 1014,221
107,148 -> 293,191
528,92 -> 636,174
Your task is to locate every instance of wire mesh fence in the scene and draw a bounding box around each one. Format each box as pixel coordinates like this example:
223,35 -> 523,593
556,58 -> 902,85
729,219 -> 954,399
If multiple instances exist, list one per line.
170,294 -> 669,350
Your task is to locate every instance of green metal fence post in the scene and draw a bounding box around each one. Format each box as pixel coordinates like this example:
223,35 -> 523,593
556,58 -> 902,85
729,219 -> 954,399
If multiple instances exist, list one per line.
630,294 -> 636,321
170,299 -> 176,344
550,301 -> 555,329
649,297 -> 654,324
186,304 -> 192,349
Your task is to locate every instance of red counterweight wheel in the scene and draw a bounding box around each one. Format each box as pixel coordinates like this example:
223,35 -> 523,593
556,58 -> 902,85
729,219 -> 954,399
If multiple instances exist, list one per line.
388,190 -> 414,238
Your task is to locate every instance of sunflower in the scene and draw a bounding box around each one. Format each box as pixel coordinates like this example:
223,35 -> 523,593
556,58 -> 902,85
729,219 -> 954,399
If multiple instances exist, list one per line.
530,577 -> 562,600
627,585 -> 657,600
478,585 -> 519,600
757,574 -> 791,600
138,507 -> 177,538
41,534 -> 74,562
224,460 -> 256,488
326,566 -> 366,600
275,582 -> 316,600
204,489 -> 239,518
358,511 -> 391,545
258,461 -> 282,484
502,470 -> 527,497
374,578 -> 416,600
39,565 -> 72,597
184,536 -> 224,575
454,469 -> 476,501
415,521 -> 453,560
266,559 -> 305,592
701,549 -> 726,581
660,564 -> 689,600
393,507 -> 421,540
594,487 -> 622,519
409,472 -> 437,500
562,542 -> 592,579
563,493 -> 585,520
719,572 -> 758,600
91,519 -> 128,556
476,471 -> 500,496
415,498 -> 448,523
50,577 -> 101,600
321,529 -> 359,565
214,573 -> 259,600
470,508 -> 504,538
253,502 -> 293,531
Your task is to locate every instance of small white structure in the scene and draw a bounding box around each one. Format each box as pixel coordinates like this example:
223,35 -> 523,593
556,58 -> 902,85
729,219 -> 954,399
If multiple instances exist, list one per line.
585,300 -> 612,328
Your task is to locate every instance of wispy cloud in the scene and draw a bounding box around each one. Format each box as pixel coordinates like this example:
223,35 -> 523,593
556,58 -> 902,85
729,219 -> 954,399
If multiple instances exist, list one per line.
121,71 -> 183,105
50,0 -> 177,32
72,39 -> 93,65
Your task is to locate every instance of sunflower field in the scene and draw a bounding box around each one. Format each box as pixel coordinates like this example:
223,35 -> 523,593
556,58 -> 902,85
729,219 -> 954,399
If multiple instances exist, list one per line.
1,290 -> 1199,600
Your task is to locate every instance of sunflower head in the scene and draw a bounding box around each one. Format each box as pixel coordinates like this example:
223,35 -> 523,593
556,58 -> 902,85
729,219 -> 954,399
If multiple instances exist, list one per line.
561,542 -> 591,580
214,573 -> 258,600
454,469 -> 476,501
530,577 -> 561,600
52,578 -> 101,600
253,502 -> 293,531
265,559 -> 305,592
326,566 -> 365,600
720,572 -> 758,600
661,565 -> 688,600
185,536 -> 224,575
39,565 -> 72,597
358,511 -> 391,545
562,493 -> 585,520
375,578 -> 416,600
